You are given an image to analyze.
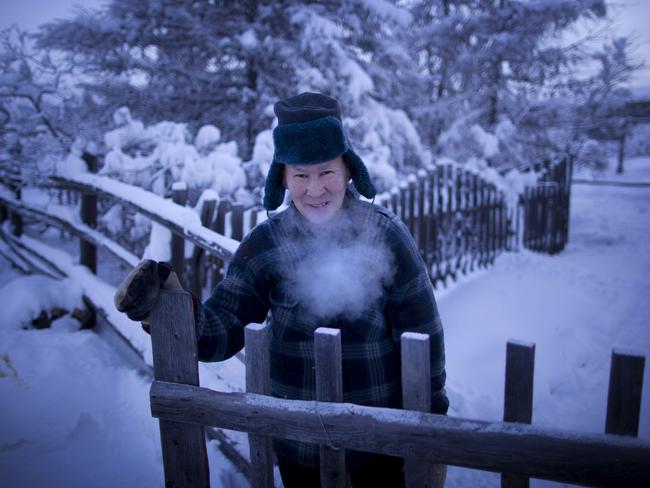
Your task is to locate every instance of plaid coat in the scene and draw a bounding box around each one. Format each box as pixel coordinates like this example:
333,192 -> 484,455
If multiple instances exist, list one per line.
194,196 -> 448,466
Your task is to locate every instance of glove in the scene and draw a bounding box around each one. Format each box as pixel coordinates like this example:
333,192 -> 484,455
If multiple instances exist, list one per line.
113,260 -> 182,323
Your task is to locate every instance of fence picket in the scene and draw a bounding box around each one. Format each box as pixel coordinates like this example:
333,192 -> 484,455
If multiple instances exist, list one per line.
149,290 -> 210,488
315,328 -> 346,488
402,332 -> 437,488
426,169 -> 436,282
418,173 -> 427,259
454,167 -> 463,276
190,197 -> 217,297
80,152 -> 99,275
470,173 -> 478,272
391,187 -> 399,216
490,185 -> 497,265
231,204 -> 244,241
171,182 -> 188,286
400,182 -> 408,229
502,340 -> 535,488
606,350 -> 645,437
245,324 -> 274,488
408,177 -> 416,237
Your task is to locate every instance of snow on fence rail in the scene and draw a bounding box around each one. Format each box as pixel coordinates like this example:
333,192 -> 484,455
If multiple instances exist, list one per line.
149,290 -> 649,488
50,171 -> 240,261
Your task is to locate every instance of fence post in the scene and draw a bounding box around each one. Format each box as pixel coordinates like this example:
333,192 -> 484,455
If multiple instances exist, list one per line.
248,207 -> 258,231
189,195 -> 217,297
426,169 -> 436,281
562,157 -> 573,250
315,328 -> 346,488
245,323 -> 274,488
444,164 -> 454,280
171,182 -> 188,286
605,349 -> 645,437
502,340 -> 535,488
489,185 -> 497,264
417,170 -> 427,259
408,176 -> 416,237
210,200 -> 231,286
79,152 -> 98,274
390,187 -> 399,216
9,179 -> 22,237
231,204 -> 244,241
149,289 -> 210,487
432,166 -> 443,284
399,182 -> 408,229
462,170 -> 471,273
470,173 -> 479,272
401,332 -> 443,488
479,179 -> 488,268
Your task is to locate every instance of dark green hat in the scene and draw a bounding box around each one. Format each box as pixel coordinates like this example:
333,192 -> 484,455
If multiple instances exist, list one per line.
263,92 -> 376,211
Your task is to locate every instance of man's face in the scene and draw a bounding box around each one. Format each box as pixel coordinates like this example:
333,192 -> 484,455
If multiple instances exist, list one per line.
284,156 -> 350,224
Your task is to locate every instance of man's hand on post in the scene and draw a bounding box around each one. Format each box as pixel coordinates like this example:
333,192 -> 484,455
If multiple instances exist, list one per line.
114,260 -> 183,333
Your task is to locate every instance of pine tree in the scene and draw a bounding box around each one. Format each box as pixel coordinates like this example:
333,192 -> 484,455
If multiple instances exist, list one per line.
410,0 -> 607,153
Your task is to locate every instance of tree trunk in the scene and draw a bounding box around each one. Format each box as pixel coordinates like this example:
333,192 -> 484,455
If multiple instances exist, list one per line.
616,132 -> 626,174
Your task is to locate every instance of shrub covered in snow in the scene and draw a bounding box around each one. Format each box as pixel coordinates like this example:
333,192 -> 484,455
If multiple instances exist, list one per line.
576,139 -> 609,173
437,111 -> 546,177
100,107 -> 249,203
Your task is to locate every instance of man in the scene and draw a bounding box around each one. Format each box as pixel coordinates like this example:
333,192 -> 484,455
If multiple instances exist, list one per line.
115,92 -> 448,487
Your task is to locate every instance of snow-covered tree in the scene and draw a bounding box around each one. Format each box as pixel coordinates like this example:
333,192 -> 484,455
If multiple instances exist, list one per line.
0,26 -> 109,181
0,26 -> 69,179
35,0 -> 425,184
518,36 -> 641,171
410,0 -> 608,166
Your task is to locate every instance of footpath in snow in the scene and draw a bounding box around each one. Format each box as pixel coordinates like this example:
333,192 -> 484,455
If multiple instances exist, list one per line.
0,157 -> 648,487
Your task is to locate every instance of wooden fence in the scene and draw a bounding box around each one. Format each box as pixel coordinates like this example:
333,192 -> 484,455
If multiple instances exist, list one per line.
521,158 -> 572,254
0,155 -> 571,298
374,165 -> 513,288
148,290 -> 649,488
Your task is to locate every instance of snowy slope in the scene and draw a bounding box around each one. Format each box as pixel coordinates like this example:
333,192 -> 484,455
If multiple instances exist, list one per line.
0,270 -> 247,487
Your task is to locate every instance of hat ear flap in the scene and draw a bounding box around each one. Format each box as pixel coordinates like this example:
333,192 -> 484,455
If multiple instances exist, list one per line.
342,149 -> 376,200
263,161 -> 286,211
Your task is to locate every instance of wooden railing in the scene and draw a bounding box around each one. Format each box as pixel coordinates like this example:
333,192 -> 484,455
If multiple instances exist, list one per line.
0,155 -> 571,299
148,290 -> 649,488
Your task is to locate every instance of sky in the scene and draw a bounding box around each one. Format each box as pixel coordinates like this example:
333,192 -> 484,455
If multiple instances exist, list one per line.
1,0 -> 649,87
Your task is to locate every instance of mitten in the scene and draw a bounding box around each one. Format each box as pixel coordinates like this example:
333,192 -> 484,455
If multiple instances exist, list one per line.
114,260 -> 179,321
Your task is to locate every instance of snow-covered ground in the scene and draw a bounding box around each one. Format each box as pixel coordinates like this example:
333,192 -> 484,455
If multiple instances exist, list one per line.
1,157 -> 649,487
440,156 -> 650,487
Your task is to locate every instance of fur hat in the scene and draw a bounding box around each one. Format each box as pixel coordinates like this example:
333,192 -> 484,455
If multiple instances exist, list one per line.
263,92 -> 376,211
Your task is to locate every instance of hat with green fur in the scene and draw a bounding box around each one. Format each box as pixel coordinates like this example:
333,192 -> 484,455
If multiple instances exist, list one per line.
263,92 -> 376,211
